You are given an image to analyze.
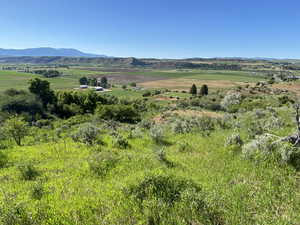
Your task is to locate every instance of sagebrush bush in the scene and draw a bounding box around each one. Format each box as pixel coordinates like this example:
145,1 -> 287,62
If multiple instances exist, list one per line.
150,125 -> 166,144
139,119 -> 154,129
242,134 -> 300,168
171,118 -> 192,134
88,151 -> 119,177
225,133 -> 243,147
171,116 -> 215,136
197,116 -> 215,136
247,121 -> 264,139
242,134 -> 276,161
221,92 -> 242,112
155,147 -> 173,167
128,127 -> 144,139
263,115 -> 285,131
71,123 -> 101,145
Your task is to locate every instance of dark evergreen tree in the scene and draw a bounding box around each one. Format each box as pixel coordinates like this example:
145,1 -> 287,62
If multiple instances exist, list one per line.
199,84 -> 208,96
79,77 -> 88,85
190,84 -> 197,95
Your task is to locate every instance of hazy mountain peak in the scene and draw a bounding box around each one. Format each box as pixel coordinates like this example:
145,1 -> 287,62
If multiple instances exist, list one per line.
0,47 -> 106,57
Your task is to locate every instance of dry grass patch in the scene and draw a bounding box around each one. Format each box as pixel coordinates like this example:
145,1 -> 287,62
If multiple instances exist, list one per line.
172,110 -> 223,118
272,82 -> 300,95
153,110 -> 223,124
140,79 -> 247,90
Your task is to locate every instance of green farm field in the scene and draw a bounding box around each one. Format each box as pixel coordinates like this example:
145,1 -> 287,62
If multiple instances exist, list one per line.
0,68 -> 266,93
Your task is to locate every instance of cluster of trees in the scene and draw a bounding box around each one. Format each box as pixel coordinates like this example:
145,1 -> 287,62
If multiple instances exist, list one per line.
176,63 -> 242,70
190,84 -> 209,96
34,70 -> 61,78
79,76 -> 110,88
0,77 -> 146,124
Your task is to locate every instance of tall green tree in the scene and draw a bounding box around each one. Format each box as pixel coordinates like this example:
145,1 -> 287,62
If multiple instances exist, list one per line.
199,84 -> 208,96
79,77 -> 88,85
28,78 -> 55,108
100,76 -> 108,88
88,78 -> 97,86
189,84 -> 197,95
3,116 -> 29,146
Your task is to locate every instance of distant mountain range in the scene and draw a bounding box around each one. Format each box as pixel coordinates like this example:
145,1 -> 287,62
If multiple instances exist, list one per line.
0,47 -> 106,57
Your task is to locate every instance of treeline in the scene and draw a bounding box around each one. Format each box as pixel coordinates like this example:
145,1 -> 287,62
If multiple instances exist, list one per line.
150,62 -> 242,70
282,64 -> 300,71
33,69 -> 62,78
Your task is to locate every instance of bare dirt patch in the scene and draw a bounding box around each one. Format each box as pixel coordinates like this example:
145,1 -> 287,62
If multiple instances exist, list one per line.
155,96 -> 178,101
272,83 -> 300,95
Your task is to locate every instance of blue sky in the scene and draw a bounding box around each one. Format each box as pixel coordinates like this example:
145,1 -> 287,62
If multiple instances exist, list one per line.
1,0 -> 300,58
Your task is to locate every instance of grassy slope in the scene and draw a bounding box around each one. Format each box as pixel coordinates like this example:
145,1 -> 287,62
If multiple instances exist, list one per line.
0,129 -> 299,224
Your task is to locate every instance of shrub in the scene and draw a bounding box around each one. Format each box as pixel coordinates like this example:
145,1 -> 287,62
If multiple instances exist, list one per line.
215,115 -> 234,129
128,127 -> 143,139
0,152 -> 9,168
139,119 -> 154,129
171,118 -> 192,134
242,134 -> 276,161
19,164 -> 40,181
220,92 -> 242,112
31,182 -> 45,200
96,104 -> 140,123
113,135 -> 130,149
125,174 -> 223,224
242,134 -> 300,168
0,127 -> 9,149
171,116 -> 215,136
247,121 -> 264,139
225,133 -> 243,147
129,82 -> 137,87
127,174 -> 202,205
88,151 -> 119,177
197,116 -> 215,136
71,123 -> 101,145
155,147 -> 174,167
150,125 -> 165,144
142,91 -> 151,97
263,115 -> 285,131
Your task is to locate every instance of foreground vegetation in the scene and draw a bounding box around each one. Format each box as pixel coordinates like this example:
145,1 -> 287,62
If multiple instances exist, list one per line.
0,63 -> 300,224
